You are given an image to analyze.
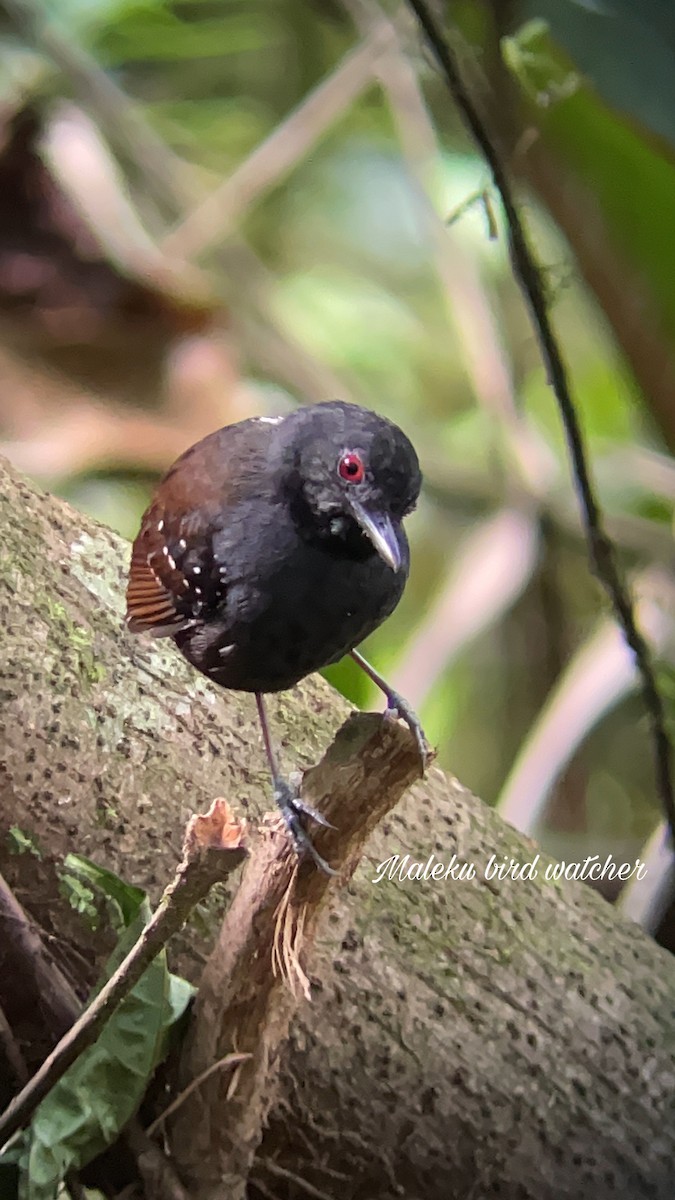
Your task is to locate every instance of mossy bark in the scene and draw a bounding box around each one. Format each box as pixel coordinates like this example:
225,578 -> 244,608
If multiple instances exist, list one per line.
1,456 -> 673,1200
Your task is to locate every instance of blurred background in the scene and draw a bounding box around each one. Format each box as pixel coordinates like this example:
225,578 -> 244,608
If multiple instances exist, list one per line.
1,0 -> 674,934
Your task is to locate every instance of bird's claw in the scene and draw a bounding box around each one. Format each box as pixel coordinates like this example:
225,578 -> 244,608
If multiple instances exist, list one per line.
383,691 -> 430,772
274,780 -> 338,876
291,796 -> 337,830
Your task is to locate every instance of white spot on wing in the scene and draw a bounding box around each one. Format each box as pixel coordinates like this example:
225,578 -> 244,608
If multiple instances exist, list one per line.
252,415 -> 284,426
146,551 -> 164,588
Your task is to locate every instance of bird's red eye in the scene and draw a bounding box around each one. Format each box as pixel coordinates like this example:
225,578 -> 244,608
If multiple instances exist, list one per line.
338,451 -> 365,484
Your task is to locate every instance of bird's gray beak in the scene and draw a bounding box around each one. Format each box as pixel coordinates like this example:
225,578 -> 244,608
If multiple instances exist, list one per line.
350,501 -> 402,572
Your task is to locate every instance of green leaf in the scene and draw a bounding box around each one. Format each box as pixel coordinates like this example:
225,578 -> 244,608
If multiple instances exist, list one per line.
10,864 -> 195,1200
56,875 -> 98,928
520,0 -> 675,153
503,17 -> 675,412
91,4 -> 276,67
24,908 -> 163,1199
60,854 -> 146,932
502,19 -> 581,106
7,827 -> 42,859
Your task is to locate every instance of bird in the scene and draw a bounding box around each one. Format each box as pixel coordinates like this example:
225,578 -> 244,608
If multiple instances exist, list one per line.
126,400 -> 427,872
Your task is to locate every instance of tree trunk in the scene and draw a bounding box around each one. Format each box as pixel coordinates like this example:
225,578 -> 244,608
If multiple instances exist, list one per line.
0,455 -> 673,1200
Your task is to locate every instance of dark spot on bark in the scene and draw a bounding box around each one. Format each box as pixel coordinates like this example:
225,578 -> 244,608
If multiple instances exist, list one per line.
341,929 -> 360,951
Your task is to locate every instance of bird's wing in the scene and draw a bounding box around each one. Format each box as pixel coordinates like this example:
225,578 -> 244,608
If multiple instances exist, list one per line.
126,440 -> 230,638
126,521 -> 201,636
126,421 -> 274,638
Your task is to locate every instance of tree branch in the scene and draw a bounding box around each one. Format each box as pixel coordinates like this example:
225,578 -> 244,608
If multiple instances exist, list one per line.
0,800 -> 247,1147
0,870 -> 82,1041
169,716 -> 422,1200
1,455 -> 674,1198
0,1003 -> 28,1089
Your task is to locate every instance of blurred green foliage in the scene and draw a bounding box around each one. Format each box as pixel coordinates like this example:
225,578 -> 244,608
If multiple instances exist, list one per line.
2,0 -> 674,861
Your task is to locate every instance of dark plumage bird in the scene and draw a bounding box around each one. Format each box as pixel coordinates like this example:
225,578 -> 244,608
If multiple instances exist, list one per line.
126,400 -> 426,871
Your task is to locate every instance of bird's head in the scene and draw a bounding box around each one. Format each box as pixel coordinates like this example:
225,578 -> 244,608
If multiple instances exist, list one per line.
282,401 -> 421,571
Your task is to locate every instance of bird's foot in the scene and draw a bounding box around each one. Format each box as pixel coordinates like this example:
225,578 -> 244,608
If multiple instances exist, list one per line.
273,778 -> 338,876
383,690 -> 430,772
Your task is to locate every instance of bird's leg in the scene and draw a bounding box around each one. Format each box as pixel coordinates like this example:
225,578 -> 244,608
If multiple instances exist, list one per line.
349,649 -> 429,770
255,692 -> 337,875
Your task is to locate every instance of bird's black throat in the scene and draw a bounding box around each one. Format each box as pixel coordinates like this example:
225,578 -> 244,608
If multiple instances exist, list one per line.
286,484 -> 376,564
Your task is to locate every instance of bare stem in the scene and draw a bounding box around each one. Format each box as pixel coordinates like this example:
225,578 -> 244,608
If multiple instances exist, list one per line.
405,0 -> 675,837
0,801 -> 246,1148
